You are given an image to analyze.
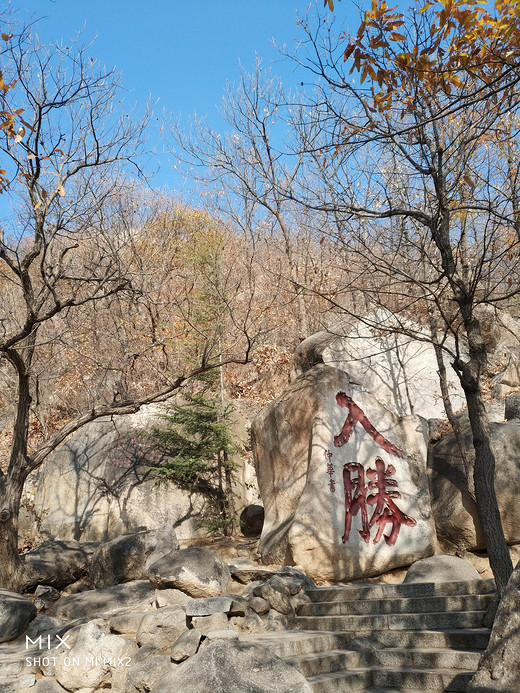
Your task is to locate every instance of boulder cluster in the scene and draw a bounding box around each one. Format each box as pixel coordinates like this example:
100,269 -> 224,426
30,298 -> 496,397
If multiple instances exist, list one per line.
1,525 -> 314,693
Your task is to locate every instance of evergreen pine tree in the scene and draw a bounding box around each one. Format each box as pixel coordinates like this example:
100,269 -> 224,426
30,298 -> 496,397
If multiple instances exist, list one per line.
151,387 -> 238,535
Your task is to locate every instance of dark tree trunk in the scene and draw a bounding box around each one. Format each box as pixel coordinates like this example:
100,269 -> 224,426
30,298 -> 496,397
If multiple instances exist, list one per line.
432,198 -> 513,592
0,349 -> 34,590
428,305 -> 475,498
0,470 -> 27,590
460,324 -> 513,594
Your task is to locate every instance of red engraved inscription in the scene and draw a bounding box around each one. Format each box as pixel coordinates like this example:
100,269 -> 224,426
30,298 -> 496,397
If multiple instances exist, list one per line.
334,392 -> 404,457
342,462 -> 371,543
342,457 -> 416,546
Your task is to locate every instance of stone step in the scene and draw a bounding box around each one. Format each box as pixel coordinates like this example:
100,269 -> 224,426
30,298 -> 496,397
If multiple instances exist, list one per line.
370,667 -> 474,692
307,579 -> 495,603
241,628 -> 490,660
366,628 -> 490,651
239,630 -> 353,658
294,609 -> 486,632
372,647 -> 482,670
307,668 -> 371,693
287,648 -> 363,677
306,667 -> 474,693
299,593 -> 492,617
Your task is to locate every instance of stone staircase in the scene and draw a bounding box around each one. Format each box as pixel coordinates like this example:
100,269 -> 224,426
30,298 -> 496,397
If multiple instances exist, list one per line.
242,578 -> 496,693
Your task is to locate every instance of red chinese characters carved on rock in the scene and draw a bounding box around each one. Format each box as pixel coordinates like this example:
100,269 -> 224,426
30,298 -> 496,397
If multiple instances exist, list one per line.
333,392 -> 416,546
342,458 -> 416,546
334,392 -> 404,457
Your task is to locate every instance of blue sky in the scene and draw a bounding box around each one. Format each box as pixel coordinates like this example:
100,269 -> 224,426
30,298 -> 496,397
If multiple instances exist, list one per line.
9,0 -> 345,200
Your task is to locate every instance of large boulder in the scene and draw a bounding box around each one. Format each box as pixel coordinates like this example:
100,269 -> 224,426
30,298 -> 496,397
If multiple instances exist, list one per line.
89,523 -> 179,587
430,416 -> 520,551
30,403 -> 207,543
21,540 -> 98,590
154,639 -> 313,693
135,604 -> 187,650
252,364 -> 437,581
147,547 -> 232,597
474,304 -> 520,400
0,590 -> 37,643
125,654 -> 175,693
404,555 -> 481,583
48,580 -> 155,620
294,309 -> 520,418
293,310 -> 466,419
54,619 -> 137,692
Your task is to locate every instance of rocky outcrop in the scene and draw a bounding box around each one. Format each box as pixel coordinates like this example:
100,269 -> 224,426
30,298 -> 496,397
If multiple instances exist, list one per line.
0,590 -> 37,643
89,523 -> 179,587
403,555 -> 481,583
28,399 -> 259,549
252,364 -> 437,581
29,405 -> 208,544
0,544 -> 319,692
293,310 -> 466,419
430,416 -> 520,551
147,547 -> 232,597
153,639 -> 313,693
293,308 -> 520,420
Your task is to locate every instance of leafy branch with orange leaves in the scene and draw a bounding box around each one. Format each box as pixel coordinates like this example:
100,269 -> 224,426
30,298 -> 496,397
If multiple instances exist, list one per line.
0,29 -> 21,192
339,0 -> 520,116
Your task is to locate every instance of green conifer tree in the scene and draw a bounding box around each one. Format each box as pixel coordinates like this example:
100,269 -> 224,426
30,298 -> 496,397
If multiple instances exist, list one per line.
151,385 -> 238,535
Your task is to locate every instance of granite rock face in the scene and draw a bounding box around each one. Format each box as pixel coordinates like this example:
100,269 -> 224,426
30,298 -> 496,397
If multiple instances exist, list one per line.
154,639 -> 313,693
147,547 -> 232,598
293,311 -> 466,419
89,523 -> 179,587
0,590 -> 37,643
252,364 -> 437,581
31,404 -> 207,544
430,418 -> 520,551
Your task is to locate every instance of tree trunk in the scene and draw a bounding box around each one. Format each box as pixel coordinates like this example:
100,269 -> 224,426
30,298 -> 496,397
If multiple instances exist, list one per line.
0,349 -> 34,591
461,358 -> 513,594
0,471 -> 26,590
428,305 -> 476,499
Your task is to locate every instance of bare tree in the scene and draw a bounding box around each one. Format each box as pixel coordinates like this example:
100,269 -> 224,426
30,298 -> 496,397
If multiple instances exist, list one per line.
0,30 -> 255,590
170,61 -> 328,344
287,6 -> 520,593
